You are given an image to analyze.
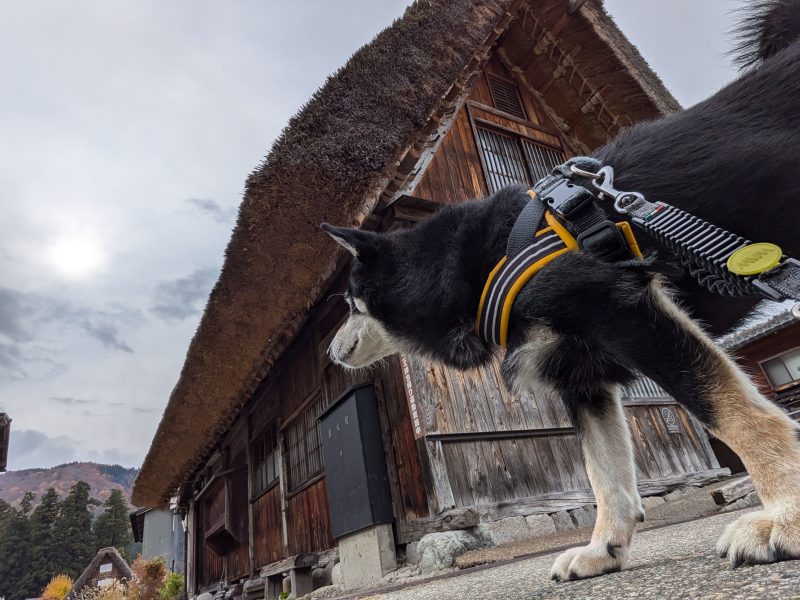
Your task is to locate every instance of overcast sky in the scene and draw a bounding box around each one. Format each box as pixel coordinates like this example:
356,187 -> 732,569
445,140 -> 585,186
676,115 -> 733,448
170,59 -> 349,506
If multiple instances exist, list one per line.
0,0 -> 747,471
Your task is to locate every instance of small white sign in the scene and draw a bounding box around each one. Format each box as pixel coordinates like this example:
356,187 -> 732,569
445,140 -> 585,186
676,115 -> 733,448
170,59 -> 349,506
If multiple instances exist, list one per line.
401,355 -> 425,439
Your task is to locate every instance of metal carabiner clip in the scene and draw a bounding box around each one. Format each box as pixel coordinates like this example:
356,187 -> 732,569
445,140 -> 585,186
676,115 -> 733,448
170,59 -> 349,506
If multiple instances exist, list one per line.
585,165 -> 645,214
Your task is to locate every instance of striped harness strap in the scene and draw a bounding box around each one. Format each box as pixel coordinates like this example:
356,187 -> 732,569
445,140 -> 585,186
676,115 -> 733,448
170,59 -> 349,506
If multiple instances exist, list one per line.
475,190 -> 642,347
475,192 -> 577,347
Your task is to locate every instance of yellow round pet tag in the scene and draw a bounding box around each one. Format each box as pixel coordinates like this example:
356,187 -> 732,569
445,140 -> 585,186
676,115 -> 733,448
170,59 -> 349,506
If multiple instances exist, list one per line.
727,243 -> 782,276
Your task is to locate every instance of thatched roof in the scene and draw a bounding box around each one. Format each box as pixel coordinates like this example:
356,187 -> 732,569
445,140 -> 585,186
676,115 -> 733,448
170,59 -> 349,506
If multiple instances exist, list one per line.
133,0 -> 679,507
68,547 -> 132,598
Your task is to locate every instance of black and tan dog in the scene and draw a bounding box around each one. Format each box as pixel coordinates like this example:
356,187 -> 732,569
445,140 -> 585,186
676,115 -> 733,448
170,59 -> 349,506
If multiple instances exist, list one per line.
322,0 -> 800,581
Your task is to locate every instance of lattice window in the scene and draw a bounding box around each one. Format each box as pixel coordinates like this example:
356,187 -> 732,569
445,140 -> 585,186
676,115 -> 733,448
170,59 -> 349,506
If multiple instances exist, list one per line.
251,425 -> 279,497
489,76 -> 527,120
521,139 -> 566,183
285,393 -> 326,492
476,126 -> 565,194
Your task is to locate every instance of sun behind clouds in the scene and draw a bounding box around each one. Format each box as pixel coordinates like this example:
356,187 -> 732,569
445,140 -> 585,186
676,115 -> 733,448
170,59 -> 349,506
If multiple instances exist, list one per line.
47,234 -> 107,279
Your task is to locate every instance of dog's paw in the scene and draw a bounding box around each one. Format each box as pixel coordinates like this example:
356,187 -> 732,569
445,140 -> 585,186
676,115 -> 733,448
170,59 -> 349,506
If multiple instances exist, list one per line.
717,508 -> 800,567
549,543 -> 626,582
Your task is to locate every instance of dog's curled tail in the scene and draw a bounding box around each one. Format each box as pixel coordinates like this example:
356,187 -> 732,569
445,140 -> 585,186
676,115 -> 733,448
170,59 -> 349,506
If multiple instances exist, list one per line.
732,0 -> 800,68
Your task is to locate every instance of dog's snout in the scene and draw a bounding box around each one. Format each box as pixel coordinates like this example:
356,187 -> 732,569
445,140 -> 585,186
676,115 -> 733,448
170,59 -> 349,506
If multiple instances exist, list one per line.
328,335 -> 357,365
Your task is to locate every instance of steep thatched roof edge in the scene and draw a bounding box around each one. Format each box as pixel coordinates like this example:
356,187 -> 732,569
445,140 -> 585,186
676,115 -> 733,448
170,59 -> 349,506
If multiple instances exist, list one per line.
581,1 -> 682,114
67,547 -> 132,598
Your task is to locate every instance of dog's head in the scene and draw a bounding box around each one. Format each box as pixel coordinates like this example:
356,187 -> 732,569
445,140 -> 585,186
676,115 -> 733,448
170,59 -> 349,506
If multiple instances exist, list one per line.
321,215 -> 494,371
321,224 -> 402,369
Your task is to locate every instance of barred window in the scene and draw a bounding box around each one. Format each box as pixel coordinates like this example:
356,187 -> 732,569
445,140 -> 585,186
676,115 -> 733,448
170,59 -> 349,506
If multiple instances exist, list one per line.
252,425 -> 279,497
475,126 -> 565,194
285,393 -> 326,492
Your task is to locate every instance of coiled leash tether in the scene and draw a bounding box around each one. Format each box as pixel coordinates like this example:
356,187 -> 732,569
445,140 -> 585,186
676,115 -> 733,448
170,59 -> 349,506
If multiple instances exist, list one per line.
547,157 -> 800,303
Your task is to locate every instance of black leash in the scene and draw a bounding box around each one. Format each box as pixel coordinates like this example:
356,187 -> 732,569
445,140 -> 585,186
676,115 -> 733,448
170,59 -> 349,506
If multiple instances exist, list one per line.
549,158 -> 800,302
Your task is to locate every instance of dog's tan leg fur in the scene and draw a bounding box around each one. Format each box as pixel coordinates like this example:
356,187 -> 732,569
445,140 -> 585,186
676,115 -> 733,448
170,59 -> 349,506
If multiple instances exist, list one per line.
653,285 -> 800,565
550,385 -> 643,581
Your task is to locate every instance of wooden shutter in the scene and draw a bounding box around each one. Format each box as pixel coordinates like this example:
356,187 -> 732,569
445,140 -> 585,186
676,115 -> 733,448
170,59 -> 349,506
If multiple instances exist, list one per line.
488,76 -> 527,120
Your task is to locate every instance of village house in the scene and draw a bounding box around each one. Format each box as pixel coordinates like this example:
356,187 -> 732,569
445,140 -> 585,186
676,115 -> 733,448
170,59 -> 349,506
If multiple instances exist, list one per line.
130,506 -> 186,573
132,1 -> 728,597
67,547 -> 132,599
0,413 -> 10,472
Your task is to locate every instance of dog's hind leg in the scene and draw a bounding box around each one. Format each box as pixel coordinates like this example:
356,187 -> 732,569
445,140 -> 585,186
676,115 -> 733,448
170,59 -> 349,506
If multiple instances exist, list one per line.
630,282 -> 800,567
549,384 -> 643,581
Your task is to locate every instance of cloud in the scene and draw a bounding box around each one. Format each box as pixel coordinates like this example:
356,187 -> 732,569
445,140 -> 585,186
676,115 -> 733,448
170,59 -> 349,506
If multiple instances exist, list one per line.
151,267 -> 218,322
185,198 -> 236,224
8,429 -> 79,470
0,286 -> 138,382
88,447 -> 139,467
6,429 -> 140,470
80,320 -> 132,353
48,396 -> 94,406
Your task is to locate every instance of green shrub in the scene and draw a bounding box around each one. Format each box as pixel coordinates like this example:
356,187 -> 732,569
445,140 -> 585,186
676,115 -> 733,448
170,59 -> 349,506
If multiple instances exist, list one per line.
159,572 -> 184,600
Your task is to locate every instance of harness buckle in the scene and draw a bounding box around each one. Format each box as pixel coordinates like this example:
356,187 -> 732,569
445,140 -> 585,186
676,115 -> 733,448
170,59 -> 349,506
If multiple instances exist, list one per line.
576,221 -> 635,262
540,179 -> 595,218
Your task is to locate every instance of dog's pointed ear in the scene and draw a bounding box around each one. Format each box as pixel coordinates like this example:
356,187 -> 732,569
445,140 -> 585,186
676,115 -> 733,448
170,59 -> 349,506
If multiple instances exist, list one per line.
321,223 -> 384,262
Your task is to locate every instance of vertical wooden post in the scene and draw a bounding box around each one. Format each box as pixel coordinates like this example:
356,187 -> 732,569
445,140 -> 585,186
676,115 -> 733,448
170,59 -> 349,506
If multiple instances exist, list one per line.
277,428 -> 290,553
245,421 -> 256,575
185,501 -> 196,597
373,376 -> 404,525
422,438 -> 456,513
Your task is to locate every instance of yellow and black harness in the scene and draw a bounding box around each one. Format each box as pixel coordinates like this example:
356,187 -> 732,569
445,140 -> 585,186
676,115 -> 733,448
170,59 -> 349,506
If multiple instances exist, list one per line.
476,189 -> 641,347
476,157 -> 800,348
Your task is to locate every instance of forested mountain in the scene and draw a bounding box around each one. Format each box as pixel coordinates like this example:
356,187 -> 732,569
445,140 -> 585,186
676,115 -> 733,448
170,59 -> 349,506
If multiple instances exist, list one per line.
0,483 -> 136,600
0,462 -> 137,511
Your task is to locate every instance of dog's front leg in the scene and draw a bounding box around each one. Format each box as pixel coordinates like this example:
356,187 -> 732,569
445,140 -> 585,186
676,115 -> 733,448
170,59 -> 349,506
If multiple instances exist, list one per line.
549,384 -> 643,581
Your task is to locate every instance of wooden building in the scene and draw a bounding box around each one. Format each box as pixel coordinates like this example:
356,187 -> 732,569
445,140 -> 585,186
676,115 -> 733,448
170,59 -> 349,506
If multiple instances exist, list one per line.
67,547 -> 132,599
720,305 -> 800,418
0,413 -> 10,473
130,507 -> 186,573
133,1 -> 725,597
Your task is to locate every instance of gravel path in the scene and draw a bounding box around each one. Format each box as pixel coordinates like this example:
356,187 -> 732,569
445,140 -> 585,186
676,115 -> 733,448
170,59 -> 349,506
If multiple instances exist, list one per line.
364,511 -> 800,600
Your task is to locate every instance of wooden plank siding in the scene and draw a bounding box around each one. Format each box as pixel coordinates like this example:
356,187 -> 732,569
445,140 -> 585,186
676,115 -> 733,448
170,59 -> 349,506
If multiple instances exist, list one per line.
408,355 -> 590,507
286,478 -> 333,555
197,479 -> 225,588
626,404 -> 718,481
252,486 -> 283,567
242,298 -> 429,573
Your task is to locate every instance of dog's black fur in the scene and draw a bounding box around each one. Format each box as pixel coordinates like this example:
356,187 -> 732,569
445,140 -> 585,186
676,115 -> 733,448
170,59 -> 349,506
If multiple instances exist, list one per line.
329,186 -> 717,426
593,1 -> 800,334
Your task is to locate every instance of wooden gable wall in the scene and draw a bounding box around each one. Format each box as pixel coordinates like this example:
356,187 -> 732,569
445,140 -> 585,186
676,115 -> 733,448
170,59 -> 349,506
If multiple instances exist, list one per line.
412,55 -> 570,203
